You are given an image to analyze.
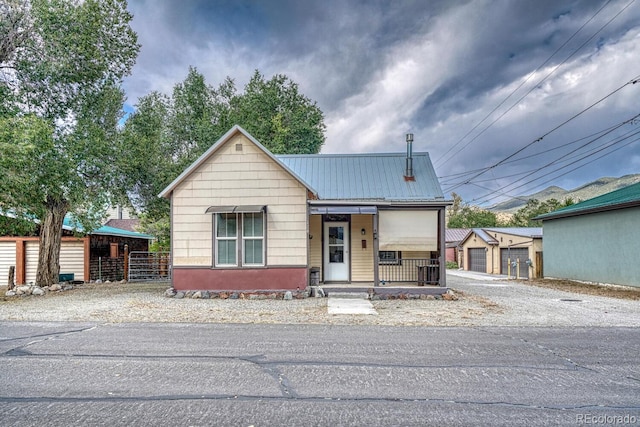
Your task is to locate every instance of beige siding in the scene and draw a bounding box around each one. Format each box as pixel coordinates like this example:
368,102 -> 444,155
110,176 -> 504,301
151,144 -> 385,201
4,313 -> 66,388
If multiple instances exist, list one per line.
351,215 -> 374,281
0,241 -> 16,286
309,215 -> 322,276
171,133 -> 308,267
25,241 -> 85,285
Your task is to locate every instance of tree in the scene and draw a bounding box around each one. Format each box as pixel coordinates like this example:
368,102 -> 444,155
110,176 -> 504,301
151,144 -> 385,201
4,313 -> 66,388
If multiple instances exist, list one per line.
448,205 -> 499,228
229,70 -> 325,154
0,0 -> 139,285
118,68 -> 325,245
508,198 -> 577,227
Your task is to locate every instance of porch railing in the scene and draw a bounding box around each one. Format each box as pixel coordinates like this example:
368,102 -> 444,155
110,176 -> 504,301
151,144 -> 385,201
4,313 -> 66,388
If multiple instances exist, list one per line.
378,258 -> 440,285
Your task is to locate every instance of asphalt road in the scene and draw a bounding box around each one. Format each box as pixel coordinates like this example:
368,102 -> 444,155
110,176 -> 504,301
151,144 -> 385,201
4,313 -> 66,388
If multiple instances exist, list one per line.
1,321 -> 639,426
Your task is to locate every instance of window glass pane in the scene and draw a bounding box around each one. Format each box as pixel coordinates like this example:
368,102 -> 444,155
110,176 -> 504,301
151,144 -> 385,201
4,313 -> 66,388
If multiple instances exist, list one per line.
243,212 -> 263,237
217,213 -> 237,238
379,251 -> 397,261
329,246 -> 344,263
217,240 -> 236,265
328,226 -> 344,244
244,239 -> 263,265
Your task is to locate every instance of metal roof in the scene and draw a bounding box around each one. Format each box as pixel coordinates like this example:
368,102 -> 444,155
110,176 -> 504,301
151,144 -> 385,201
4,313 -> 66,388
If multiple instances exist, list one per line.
535,181 -> 640,221
461,227 -> 543,246
63,217 -> 154,239
482,227 -> 543,238
446,228 -> 471,243
277,152 -> 444,202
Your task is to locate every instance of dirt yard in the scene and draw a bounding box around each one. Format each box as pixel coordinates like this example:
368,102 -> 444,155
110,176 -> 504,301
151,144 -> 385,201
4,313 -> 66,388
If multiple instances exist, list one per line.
520,278 -> 640,300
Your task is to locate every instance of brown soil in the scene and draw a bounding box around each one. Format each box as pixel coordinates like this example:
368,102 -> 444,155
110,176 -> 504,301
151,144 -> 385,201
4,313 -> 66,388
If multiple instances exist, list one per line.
517,278 -> 640,300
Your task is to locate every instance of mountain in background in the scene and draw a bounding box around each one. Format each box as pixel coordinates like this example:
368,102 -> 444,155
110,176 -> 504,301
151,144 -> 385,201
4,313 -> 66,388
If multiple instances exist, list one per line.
488,174 -> 640,213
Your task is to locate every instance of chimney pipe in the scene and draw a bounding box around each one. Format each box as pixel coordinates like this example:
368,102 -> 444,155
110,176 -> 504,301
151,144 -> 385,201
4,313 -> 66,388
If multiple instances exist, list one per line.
405,133 -> 414,181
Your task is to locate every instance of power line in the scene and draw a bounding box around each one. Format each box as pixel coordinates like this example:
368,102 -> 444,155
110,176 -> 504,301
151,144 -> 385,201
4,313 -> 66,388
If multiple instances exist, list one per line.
473,113 -> 640,196
443,75 -> 640,193
435,0 -> 634,170
472,124 -> 640,205
437,121 -> 624,184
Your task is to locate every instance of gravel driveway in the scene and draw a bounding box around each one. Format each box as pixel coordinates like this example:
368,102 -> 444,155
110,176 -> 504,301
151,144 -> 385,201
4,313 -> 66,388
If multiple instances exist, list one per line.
1,271 -> 638,326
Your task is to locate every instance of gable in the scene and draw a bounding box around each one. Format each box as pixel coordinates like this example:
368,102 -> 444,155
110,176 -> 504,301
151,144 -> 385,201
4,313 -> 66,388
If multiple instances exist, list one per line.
159,125 -> 315,199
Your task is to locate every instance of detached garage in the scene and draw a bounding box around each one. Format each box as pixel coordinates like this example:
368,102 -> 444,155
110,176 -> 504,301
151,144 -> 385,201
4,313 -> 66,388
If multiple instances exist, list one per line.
459,227 -> 543,279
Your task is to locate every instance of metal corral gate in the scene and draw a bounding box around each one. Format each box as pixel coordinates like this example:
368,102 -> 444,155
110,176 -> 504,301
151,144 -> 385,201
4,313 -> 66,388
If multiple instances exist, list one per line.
128,251 -> 172,282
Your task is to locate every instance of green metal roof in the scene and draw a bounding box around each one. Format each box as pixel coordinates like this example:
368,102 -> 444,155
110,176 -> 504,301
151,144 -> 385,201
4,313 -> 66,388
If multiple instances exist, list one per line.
535,181 -> 640,221
63,216 -> 154,239
277,152 -> 445,202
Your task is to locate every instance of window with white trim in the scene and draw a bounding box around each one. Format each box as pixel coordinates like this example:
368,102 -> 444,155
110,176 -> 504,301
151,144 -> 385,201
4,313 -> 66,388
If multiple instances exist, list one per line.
214,211 -> 265,267
242,212 -> 264,265
216,213 -> 237,266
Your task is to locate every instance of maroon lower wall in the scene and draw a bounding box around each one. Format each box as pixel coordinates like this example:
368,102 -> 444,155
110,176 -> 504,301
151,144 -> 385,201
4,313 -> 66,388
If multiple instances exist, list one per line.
172,267 -> 308,291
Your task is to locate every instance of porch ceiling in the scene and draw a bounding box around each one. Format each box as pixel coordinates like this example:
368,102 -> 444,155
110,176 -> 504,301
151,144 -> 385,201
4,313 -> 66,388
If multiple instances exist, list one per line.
309,206 -> 377,215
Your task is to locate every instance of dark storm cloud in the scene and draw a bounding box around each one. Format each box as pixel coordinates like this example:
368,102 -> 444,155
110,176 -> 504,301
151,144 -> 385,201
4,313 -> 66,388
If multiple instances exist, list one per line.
122,0 -> 640,203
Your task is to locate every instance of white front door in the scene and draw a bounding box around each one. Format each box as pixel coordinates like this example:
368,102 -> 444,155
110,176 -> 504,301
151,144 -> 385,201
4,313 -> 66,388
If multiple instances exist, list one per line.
324,222 -> 349,281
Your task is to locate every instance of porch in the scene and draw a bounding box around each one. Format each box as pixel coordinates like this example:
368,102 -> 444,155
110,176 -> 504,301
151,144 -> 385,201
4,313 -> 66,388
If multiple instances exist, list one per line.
313,257 -> 447,296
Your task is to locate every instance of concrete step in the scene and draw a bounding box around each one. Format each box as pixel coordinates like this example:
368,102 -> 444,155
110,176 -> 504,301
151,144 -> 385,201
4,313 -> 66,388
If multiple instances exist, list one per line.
325,291 -> 370,299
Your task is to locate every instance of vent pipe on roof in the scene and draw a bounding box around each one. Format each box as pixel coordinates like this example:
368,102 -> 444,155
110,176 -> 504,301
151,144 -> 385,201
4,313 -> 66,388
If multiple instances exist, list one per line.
404,133 -> 415,181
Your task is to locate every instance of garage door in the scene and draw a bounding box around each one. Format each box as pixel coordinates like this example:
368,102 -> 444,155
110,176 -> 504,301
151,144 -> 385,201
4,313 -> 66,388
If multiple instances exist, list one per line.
0,241 -> 17,286
25,241 -> 39,284
501,248 -> 529,279
25,241 -> 85,285
468,248 -> 487,273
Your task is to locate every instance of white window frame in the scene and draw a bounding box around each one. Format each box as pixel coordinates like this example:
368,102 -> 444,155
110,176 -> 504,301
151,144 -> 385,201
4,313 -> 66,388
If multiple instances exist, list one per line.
215,213 -> 238,267
214,211 -> 266,268
242,212 -> 265,266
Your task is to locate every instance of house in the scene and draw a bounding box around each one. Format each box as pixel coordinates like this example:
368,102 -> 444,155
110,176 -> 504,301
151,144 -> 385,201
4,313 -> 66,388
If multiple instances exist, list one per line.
159,126 -> 450,292
534,182 -> 640,287
445,228 -> 470,265
0,214 -> 153,286
458,227 -> 543,279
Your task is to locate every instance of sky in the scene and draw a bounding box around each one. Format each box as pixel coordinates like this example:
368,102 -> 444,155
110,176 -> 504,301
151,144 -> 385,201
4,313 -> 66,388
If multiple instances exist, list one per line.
122,0 -> 640,205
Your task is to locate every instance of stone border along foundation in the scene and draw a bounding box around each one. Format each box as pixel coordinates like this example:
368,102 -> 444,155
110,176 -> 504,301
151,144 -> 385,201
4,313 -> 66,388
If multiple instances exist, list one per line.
164,287 -> 460,301
3,283 -> 458,301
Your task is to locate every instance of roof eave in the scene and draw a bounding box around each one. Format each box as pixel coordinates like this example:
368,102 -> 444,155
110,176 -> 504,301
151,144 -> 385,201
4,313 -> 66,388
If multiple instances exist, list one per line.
158,125 -> 318,199
535,200 -> 640,221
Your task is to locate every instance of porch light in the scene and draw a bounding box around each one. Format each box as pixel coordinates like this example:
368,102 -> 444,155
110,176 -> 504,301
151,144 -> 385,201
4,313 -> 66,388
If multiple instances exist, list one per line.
361,228 -> 366,235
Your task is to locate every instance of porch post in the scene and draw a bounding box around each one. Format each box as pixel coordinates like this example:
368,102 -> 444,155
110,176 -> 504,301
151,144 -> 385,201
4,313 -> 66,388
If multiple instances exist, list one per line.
373,212 -> 379,286
438,207 -> 446,287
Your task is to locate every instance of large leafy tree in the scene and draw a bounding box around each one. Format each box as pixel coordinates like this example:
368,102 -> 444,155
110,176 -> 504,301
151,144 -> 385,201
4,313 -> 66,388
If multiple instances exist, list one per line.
448,205 -> 500,228
229,70 -> 325,154
507,198 -> 577,227
0,0 -> 139,285
118,67 -> 325,247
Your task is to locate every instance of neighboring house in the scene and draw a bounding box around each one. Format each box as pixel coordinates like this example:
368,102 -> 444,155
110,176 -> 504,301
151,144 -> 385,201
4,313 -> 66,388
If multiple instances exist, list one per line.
535,182 -> 640,287
159,126 -> 450,292
0,215 -> 153,286
445,228 -> 470,265
458,227 -> 543,279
